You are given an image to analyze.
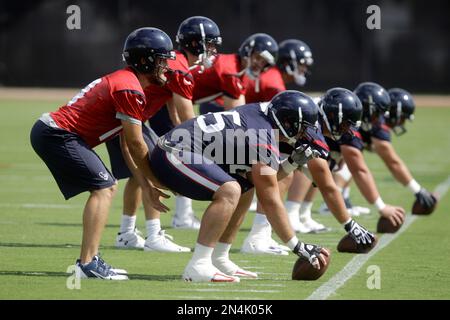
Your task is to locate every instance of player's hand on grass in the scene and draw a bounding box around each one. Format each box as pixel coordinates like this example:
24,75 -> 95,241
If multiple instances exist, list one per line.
293,242 -> 330,270
380,205 -> 405,227
415,188 -> 436,208
344,219 -> 375,245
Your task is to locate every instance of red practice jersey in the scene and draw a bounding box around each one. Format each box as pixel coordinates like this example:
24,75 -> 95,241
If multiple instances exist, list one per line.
244,67 -> 286,103
192,53 -> 246,104
143,51 -> 194,119
51,67 -> 146,148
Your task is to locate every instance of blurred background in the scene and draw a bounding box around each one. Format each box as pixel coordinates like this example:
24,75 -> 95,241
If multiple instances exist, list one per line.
0,0 -> 449,92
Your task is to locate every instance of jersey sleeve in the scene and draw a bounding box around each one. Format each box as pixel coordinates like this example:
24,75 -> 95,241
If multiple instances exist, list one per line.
221,73 -> 246,99
339,127 -> 364,150
371,118 -> 392,142
298,126 -> 330,160
166,71 -> 194,100
112,90 -> 146,125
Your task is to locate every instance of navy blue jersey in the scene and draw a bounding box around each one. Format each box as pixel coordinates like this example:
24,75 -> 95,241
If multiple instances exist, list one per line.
359,115 -> 392,150
162,103 -> 280,176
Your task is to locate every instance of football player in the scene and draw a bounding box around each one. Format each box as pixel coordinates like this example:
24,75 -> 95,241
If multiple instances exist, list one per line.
149,16 -> 223,231
149,91 -> 329,282
107,17 -> 221,251
197,32 -> 279,114
30,27 -> 174,280
240,39 -> 323,255
355,83 -> 437,216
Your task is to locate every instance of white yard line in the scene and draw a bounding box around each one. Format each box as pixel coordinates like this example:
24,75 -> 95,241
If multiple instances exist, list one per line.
0,203 -> 79,209
306,176 -> 450,300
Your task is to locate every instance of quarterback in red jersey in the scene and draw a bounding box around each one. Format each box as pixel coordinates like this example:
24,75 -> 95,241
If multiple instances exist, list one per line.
197,33 -> 279,113
30,27 -> 175,280
148,16 -> 224,231
105,48 -> 196,253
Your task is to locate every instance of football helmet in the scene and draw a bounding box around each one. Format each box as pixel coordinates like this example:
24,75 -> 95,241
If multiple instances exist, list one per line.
176,16 -> 222,69
277,39 -> 314,87
386,88 -> 415,135
354,82 -> 390,129
319,87 -> 362,140
238,33 -> 278,80
267,90 -> 318,144
123,27 -> 175,76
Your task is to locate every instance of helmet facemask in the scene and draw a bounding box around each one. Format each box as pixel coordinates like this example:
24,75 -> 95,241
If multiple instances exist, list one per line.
188,22 -> 222,72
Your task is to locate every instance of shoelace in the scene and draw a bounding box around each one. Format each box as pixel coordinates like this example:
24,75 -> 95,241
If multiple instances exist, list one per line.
95,255 -> 113,274
159,230 -> 174,241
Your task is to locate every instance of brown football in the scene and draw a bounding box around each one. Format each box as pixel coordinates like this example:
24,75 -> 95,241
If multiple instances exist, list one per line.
377,216 -> 403,233
412,194 -> 438,215
337,233 -> 378,253
292,250 -> 330,281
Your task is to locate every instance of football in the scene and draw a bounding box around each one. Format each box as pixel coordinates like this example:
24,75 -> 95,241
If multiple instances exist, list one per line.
377,216 -> 403,233
337,233 -> 378,253
292,251 -> 330,281
412,194 -> 438,215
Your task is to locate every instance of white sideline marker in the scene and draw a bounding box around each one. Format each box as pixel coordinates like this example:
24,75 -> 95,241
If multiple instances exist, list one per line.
306,176 -> 450,300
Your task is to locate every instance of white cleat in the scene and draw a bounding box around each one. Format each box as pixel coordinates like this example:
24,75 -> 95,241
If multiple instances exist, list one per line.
289,212 -> 313,233
213,258 -> 258,279
301,218 -> 331,233
144,230 -> 191,253
183,261 -> 240,283
241,235 -> 289,256
115,229 -> 145,249
172,212 -> 201,230
353,206 -> 371,215
318,202 -> 332,215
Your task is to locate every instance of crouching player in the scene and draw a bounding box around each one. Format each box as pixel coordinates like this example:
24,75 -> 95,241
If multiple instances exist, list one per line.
29,28 -> 173,280
150,91 -> 329,282
355,83 -> 437,215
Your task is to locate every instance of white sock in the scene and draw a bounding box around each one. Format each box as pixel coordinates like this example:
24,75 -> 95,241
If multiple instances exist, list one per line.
299,201 -> 313,220
407,179 -> 421,194
175,196 -> 193,219
146,219 -> 161,239
285,200 -> 301,215
342,186 -> 351,199
212,242 -> 232,261
249,213 -> 270,236
119,214 -> 136,234
191,243 -> 214,263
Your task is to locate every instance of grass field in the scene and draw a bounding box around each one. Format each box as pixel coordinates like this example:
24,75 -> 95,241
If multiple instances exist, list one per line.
0,96 -> 449,300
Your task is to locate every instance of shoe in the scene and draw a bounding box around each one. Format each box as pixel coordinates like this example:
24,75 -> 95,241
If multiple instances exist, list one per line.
288,211 -> 313,233
144,230 -> 191,252
301,218 -> 331,233
75,256 -> 128,280
115,228 -> 145,249
172,212 -> 201,230
241,234 -> 289,256
183,260 -> 240,282
213,257 -> 258,279
353,206 -> 371,215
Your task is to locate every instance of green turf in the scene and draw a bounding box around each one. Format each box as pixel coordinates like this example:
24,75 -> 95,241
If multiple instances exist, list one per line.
0,98 -> 449,299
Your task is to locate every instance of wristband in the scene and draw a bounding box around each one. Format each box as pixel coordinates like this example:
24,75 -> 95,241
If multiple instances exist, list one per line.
373,197 -> 386,211
281,157 -> 298,174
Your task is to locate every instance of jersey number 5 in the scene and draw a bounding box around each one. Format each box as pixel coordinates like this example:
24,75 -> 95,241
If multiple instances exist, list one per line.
197,111 -> 241,133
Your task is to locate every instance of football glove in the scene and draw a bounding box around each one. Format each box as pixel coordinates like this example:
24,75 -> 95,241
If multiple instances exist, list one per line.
293,242 -> 323,269
344,219 -> 375,245
289,144 -> 321,167
415,188 -> 436,208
